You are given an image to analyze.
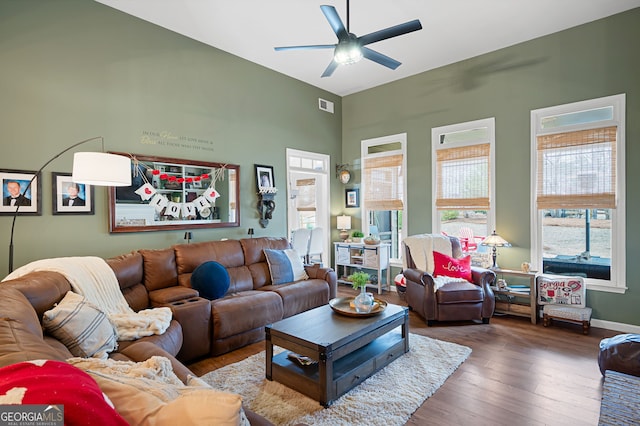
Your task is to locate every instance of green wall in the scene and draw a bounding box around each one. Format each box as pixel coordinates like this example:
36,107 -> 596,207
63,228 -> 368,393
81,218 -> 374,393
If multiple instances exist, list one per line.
1,2 -> 638,326
342,8 -> 640,325
0,0 -> 341,275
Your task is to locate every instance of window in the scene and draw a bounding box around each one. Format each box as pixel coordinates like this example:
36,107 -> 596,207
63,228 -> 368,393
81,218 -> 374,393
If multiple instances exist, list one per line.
361,134 -> 407,262
531,94 -> 626,293
432,118 -> 495,250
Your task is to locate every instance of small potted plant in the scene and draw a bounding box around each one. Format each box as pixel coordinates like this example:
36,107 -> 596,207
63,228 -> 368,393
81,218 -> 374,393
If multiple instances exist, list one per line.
352,230 -> 364,243
348,271 -> 374,313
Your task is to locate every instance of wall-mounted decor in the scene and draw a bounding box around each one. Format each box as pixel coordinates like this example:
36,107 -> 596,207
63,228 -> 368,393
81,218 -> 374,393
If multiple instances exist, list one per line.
255,164 -> 275,191
345,188 -> 359,208
108,153 -> 240,233
0,169 -> 41,216
255,164 -> 277,228
52,172 -> 94,215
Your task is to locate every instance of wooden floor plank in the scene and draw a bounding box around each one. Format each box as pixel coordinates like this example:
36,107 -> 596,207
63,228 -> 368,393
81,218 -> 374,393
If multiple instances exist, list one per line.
189,286 -> 616,425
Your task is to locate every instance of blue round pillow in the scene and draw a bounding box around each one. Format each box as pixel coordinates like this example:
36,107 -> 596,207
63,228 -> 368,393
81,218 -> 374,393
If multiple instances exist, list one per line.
190,261 -> 230,300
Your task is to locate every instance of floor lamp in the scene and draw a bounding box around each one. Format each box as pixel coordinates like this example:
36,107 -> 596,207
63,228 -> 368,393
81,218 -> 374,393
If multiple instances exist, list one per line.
8,137 -> 131,273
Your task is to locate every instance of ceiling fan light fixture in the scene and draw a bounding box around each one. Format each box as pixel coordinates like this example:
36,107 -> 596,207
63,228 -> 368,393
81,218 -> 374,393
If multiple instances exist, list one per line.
334,39 -> 362,65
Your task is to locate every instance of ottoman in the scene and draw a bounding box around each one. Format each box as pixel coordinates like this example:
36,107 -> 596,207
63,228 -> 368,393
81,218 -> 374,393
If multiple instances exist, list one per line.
542,304 -> 592,334
598,333 -> 640,377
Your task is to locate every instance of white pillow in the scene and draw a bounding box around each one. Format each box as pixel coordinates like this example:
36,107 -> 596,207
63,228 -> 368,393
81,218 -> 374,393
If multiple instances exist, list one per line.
43,291 -> 117,359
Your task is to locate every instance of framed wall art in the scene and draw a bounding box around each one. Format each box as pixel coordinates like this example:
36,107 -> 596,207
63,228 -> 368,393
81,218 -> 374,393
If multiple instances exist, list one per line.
52,172 -> 94,215
0,169 -> 41,216
255,164 -> 275,190
345,188 -> 359,208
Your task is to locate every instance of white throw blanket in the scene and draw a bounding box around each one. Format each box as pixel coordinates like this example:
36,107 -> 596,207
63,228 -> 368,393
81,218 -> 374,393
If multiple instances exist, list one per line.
403,234 -> 452,273
2,256 -> 172,341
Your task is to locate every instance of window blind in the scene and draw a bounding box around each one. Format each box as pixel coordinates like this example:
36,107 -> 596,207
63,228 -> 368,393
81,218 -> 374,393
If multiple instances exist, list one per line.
536,126 -> 617,209
295,178 -> 316,211
435,143 -> 490,210
363,154 -> 404,210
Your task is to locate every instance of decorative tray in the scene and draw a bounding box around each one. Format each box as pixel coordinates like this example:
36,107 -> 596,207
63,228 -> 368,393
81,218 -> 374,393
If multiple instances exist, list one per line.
329,297 -> 387,318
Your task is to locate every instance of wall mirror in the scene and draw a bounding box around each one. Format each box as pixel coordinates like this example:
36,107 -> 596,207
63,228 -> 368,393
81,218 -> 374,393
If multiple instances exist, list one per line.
108,153 -> 239,233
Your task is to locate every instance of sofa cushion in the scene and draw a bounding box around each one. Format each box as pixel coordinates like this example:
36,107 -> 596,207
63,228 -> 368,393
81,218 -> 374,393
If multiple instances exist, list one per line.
0,360 -> 128,425
211,291 -> 283,339
264,248 -> 308,285
433,251 -> 472,281
190,261 -> 230,300
140,248 -> 178,291
42,291 -> 117,359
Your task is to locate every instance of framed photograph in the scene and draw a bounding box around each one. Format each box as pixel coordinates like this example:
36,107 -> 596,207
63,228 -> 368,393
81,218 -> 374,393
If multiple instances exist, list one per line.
345,188 -> 359,208
0,169 -> 41,216
52,172 -> 94,215
255,164 -> 275,190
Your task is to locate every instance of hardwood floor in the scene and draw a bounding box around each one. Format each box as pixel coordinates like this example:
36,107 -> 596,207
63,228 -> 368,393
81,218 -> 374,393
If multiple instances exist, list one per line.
189,287 -> 615,426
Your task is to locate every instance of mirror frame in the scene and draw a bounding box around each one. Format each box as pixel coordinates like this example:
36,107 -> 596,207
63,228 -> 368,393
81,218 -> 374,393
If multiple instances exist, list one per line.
108,152 -> 240,233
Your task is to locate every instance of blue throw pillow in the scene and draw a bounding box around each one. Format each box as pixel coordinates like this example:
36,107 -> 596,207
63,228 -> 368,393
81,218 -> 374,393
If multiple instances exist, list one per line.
190,261 -> 230,300
264,249 -> 309,285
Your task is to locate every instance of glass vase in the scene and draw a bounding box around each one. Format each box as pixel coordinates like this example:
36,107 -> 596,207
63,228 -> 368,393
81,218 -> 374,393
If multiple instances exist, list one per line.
354,286 -> 374,313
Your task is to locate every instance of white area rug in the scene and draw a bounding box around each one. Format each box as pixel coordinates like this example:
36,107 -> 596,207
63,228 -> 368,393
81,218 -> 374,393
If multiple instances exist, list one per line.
201,333 -> 471,426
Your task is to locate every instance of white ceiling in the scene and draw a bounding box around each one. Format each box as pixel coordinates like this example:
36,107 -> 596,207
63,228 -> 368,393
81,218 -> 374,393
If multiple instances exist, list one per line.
95,0 -> 640,96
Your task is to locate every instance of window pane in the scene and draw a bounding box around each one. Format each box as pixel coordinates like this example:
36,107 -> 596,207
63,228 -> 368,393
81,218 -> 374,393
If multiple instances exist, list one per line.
369,210 -> 402,259
540,106 -> 613,129
439,210 -> 489,252
541,209 -> 611,279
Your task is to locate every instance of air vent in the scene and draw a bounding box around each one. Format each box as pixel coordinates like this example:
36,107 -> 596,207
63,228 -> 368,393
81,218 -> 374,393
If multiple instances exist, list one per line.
318,98 -> 334,114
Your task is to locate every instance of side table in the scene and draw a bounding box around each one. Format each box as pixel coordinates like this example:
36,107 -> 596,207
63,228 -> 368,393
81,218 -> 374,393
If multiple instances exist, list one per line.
492,268 -> 538,324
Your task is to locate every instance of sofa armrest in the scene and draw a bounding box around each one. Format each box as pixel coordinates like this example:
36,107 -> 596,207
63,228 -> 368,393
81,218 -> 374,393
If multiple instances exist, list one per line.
402,267 -> 436,292
304,264 -> 338,299
149,286 -> 199,305
471,266 -> 496,318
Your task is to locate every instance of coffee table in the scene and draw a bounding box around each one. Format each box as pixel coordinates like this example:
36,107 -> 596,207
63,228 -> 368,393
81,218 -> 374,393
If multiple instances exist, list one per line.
265,302 -> 409,407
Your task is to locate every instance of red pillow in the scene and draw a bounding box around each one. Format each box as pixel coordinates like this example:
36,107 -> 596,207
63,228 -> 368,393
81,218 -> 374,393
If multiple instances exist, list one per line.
433,251 -> 472,281
0,360 -> 128,426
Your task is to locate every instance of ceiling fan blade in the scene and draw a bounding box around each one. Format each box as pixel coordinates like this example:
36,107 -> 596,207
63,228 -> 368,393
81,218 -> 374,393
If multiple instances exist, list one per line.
321,59 -> 339,78
275,44 -> 336,51
358,19 -> 422,46
320,5 -> 348,41
362,47 -> 401,70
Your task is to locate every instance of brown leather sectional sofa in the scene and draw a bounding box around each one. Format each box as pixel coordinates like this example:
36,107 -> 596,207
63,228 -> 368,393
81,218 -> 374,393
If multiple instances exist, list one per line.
0,236 -> 336,425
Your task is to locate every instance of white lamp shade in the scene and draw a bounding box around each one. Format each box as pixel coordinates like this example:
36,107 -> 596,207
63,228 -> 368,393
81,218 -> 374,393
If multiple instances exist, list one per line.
337,215 -> 351,230
72,152 -> 131,186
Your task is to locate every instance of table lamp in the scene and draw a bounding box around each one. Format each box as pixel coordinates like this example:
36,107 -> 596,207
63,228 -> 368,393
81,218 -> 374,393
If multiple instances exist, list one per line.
481,230 -> 512,269
337,215 -> 351,241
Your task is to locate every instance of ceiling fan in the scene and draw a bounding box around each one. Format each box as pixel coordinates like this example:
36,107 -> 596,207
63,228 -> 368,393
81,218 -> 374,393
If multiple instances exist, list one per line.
274,1 -> 422,78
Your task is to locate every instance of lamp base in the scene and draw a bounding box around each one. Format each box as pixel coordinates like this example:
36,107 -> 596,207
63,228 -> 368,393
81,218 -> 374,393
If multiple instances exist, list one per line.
339,229 -> 349,241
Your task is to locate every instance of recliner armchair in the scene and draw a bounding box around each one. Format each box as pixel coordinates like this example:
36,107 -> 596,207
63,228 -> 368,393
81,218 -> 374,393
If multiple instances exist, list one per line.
402,235 -> 495,325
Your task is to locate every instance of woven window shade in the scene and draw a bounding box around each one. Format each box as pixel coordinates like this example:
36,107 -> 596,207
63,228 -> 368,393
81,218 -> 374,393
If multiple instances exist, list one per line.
295,178 -> 316,211
435,143 -> 490,210
363,154 -> 404,210
536,126 -> 616,209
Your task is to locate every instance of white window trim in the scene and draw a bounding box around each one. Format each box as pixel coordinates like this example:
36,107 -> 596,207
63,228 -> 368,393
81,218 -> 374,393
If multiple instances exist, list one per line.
361,133 -> 407,264
431,117 -> 496,234
530,94 -> 626,293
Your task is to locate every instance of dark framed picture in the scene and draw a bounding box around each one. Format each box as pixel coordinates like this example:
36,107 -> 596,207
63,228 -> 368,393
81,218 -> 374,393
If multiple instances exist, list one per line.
52,172 -> 94,215
255,164 -> 275,190
345,188 -> 359,208
0,169 -> 41,215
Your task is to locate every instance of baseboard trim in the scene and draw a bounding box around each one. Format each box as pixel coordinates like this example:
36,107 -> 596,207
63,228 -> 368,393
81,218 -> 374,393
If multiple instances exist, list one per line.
592,318 -> 640,334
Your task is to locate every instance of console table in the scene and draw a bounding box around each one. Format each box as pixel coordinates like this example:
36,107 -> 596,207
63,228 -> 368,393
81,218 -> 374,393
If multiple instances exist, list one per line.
333,242 -> 391,294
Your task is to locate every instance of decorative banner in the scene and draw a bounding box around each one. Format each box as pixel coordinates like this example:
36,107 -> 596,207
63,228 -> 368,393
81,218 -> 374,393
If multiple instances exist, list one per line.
165,202 -> 181,218
135,183 -> 156,201
149,193 -> 168,212
204,186 -> 220,203
182,202 -> 197,218
193,196 -> 211,213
